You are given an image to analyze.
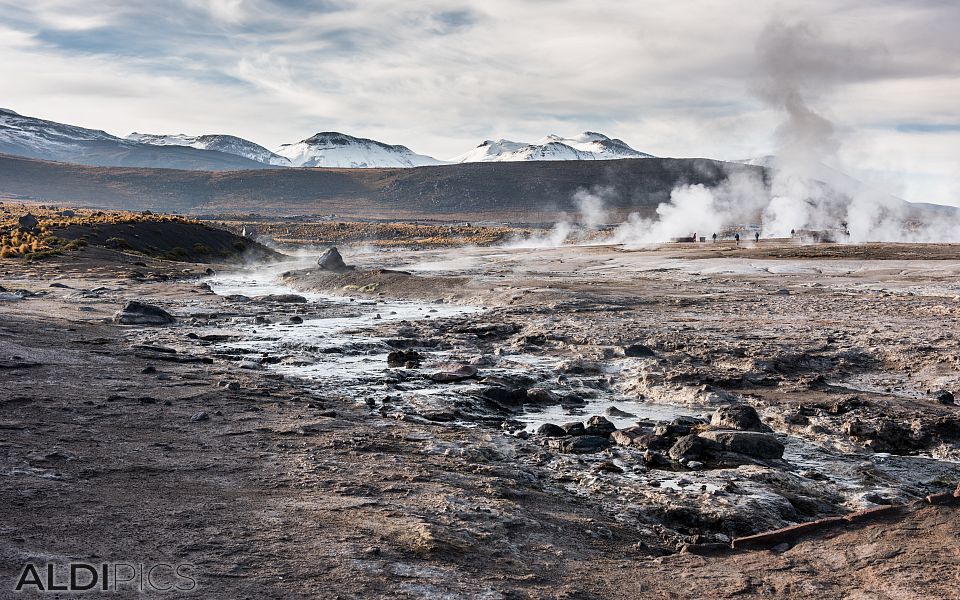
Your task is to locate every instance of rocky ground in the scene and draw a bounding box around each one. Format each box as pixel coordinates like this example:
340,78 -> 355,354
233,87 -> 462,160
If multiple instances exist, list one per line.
1,239 -> 959,599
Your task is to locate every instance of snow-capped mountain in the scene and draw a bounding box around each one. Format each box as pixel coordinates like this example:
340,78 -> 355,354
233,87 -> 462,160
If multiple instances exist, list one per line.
451,132 -> 653,163
127,132 -> 291,166
274,132 -> 447,168
1,108 -> 654,171
0,108 -> 273,171
1,107 -> 117,156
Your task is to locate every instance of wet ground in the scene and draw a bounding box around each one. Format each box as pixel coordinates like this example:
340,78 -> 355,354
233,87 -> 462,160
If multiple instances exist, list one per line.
1,240 -> 960,598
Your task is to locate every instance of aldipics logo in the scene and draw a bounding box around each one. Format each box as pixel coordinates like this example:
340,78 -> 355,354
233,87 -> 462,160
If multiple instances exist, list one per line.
13,562 -> 197,593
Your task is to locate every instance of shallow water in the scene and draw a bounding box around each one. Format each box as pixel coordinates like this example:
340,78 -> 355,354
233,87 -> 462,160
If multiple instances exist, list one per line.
518,398 -> 707,432
202,263 -> 960,507
205,262 -> 481,383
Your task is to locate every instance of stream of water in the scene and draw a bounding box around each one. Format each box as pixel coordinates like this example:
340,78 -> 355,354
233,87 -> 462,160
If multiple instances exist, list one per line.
199,262 -> 960,506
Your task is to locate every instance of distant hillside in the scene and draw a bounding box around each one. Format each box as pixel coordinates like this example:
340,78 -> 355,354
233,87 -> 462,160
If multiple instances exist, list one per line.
0,153 -> 762,221
0,109 -> 276,171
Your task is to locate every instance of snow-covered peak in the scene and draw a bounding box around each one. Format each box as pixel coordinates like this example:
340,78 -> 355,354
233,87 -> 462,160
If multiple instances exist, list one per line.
570,131 -> 611,143
451,132 -> 653,163
1,108 -> 120,154
127,132 -> 290,166
273,132 -> 447,168
0,108 -> 274,170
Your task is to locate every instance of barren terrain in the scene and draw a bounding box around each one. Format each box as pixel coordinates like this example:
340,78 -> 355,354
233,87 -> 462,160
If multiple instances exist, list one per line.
1,235 -> 959,598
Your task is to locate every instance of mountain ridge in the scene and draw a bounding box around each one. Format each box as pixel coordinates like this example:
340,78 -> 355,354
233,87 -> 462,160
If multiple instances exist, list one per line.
0,152 -> 761,221
1,108 -> 657,170
273,131 -> 447,168
127,132 -> 291,166
0,109 -> 274,171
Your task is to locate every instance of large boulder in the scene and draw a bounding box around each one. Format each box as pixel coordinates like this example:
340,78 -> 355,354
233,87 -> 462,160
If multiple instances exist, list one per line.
561,421 -> 587,436
668,434 -> 720,461
934,390 -> 955,405
699,430 -> 785,459
525,387 -> 559,405
711,404 -> 772,432
654,416 -> 706,437
113,301 -> 176,325
317,247 -> 350,272
17,213 -> 39,233
610,426 -> 671,451
549,435 -> 610,454
536,423 -> 567,437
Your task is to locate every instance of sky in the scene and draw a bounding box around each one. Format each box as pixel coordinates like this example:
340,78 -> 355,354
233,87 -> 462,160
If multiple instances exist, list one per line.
1,0 -> 958,205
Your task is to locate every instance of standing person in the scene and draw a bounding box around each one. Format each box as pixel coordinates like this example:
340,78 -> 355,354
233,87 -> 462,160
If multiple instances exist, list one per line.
754,232 -> 760,243
735,233 -> 740,246
712,233 -> 717,243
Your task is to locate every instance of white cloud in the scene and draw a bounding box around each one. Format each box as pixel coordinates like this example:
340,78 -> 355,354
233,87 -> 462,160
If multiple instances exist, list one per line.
0,0 -> 956,205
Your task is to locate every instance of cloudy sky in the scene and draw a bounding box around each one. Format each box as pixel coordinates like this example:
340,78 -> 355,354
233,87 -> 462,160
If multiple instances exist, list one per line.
1,0 -> 958,204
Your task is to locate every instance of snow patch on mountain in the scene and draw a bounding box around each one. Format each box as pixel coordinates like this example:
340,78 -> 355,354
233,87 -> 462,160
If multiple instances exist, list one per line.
273,132 -> 447,168
127,132 -> 290,166
0,108 -> 119,157
451,132 -> 653,163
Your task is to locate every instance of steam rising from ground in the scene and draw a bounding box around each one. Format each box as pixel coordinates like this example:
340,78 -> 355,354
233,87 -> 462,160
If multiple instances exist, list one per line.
511,18 -> 959,248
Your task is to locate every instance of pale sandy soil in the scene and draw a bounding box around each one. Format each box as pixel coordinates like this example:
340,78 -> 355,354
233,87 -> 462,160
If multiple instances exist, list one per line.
1,240 -> 959,599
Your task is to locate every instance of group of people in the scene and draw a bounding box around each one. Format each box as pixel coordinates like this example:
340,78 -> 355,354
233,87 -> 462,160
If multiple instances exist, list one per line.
694,231 -> 761,245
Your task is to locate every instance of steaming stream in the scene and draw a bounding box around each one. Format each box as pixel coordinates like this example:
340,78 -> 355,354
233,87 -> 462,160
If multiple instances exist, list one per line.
194,260 -> 960,509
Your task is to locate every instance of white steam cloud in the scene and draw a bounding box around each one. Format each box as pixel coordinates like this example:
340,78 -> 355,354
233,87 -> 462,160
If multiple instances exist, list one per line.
604,19 -> 960,245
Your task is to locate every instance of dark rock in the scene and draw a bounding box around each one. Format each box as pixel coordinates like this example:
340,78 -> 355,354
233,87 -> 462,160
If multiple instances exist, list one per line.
584,415 -> 617,437
711,404 -> 772,432
605,406 -> 637,417
561,421 -> 587,436
387,350 -> 421,367
624,343 -> 656,358
427,363 -> 478,383
610,426 -> 671,451
536,423 -> 567,437
190,411 -> 209,422
256,294 -> 308,303
668,434 -> 720,461
289,316 -> 304,324
480,386 -> 527,406
225,294 -> 251,302
699,430 -> 785,459
317,247 -> 351,272
559,394 -> 587,407
594,461 -> 624,473
934,390 -> 955,405
254,315 -> 271,325
551,435 -> 610,454
654,417 -> 702,437
17,213 -> 39,233
827,396 -> 869,415
525,387 -> 558,404
113,301 -> 176,325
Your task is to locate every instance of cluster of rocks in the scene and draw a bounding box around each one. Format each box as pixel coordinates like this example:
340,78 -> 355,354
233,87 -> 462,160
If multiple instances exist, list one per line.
535,404 -> 785,471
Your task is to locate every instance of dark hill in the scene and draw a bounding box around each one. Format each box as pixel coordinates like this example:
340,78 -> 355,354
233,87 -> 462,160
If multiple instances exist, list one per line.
0,153 -> 764,221
54,220 -> 281,263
